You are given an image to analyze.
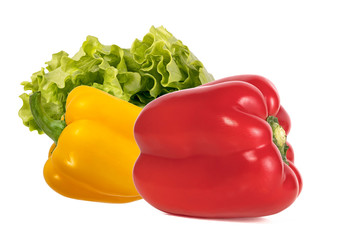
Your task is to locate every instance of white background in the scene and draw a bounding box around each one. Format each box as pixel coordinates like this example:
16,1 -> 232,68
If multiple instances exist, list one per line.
1,0 -> 361,239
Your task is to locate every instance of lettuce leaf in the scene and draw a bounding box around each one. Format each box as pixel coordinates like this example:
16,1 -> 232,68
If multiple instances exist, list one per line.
19,26 -> 214,133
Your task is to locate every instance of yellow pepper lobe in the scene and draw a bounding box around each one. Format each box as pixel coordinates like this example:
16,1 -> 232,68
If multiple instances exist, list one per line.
43,86 -> 142,203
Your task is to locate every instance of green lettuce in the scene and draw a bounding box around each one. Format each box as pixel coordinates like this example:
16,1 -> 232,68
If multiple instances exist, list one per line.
19,26 -> 214,133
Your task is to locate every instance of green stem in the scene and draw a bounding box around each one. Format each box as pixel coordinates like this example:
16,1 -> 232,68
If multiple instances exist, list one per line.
266,116 -> 289,165
29,92 -> 66,144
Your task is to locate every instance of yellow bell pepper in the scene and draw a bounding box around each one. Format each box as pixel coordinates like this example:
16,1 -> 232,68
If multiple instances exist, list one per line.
30,86 -> 142,203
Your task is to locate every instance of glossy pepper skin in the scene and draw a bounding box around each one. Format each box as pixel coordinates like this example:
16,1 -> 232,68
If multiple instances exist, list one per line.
30,86 -> 142,203
133,75 -> 302,218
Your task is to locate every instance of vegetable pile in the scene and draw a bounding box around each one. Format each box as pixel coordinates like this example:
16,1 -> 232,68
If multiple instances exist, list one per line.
19,26 -> 214,133
19,26 -> 302,218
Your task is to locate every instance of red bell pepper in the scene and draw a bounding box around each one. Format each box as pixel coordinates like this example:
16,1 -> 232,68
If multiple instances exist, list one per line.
133,75 -> 302,218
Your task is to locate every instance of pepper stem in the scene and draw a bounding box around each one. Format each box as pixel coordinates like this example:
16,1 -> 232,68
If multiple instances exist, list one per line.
29,92 -> 66,144
266,116 -> 289,165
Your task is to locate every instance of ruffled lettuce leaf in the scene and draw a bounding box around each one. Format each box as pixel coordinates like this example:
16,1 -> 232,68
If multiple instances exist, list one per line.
19,26 -> 214,133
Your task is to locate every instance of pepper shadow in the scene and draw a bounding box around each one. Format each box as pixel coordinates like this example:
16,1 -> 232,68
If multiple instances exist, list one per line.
164,212 -> 271,223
